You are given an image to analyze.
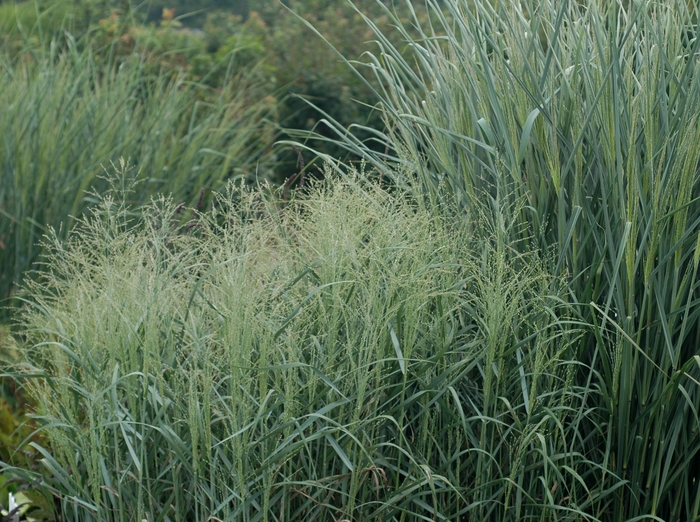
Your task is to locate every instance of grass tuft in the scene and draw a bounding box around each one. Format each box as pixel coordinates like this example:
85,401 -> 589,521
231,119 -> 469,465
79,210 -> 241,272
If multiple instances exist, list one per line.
5,166 -> 593,521
0,36 -> 276,315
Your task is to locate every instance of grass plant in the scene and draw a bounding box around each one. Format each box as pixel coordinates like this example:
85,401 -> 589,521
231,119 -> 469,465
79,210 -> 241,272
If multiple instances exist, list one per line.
4,168 -> 601,521
0,0 -> 75,45
0,39 -> 276,314
295,0 -> 700,519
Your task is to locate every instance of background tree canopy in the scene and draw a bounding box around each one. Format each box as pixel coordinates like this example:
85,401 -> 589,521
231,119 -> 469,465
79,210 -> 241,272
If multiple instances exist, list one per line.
138,0 -> 251,25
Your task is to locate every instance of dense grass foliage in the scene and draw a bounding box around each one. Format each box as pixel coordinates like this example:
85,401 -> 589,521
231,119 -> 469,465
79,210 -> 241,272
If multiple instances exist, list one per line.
4,0 -> 700,520
6,173 -> 604,521
304,0 -> 700,519
0,0 -> 75,45
0,43 -> 276,313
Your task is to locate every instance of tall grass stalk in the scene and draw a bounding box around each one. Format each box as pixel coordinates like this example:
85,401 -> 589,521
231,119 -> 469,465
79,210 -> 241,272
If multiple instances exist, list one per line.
0,38 -> 276,314
295,0 -> 700,519
4,169 -> 596,521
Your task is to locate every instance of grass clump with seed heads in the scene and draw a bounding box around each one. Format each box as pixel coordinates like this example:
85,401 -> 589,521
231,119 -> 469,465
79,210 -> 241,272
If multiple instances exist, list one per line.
3,163 -> 594,521
6,0 -> 700,520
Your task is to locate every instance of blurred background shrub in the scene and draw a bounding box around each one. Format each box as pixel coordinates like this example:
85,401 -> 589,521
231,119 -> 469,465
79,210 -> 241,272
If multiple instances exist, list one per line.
217,0 -> 408,181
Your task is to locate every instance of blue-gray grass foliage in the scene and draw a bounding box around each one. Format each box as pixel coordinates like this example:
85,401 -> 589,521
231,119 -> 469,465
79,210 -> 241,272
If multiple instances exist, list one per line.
7,169 -> 592,521
298,0 -> 700,519
7,0 -> 700,520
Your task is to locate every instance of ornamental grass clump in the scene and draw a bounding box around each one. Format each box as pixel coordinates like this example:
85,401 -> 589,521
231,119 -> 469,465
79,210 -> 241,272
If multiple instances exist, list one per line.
5,168 -> 596,521
300,0 -> 700,519
0,38 -> 276,315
